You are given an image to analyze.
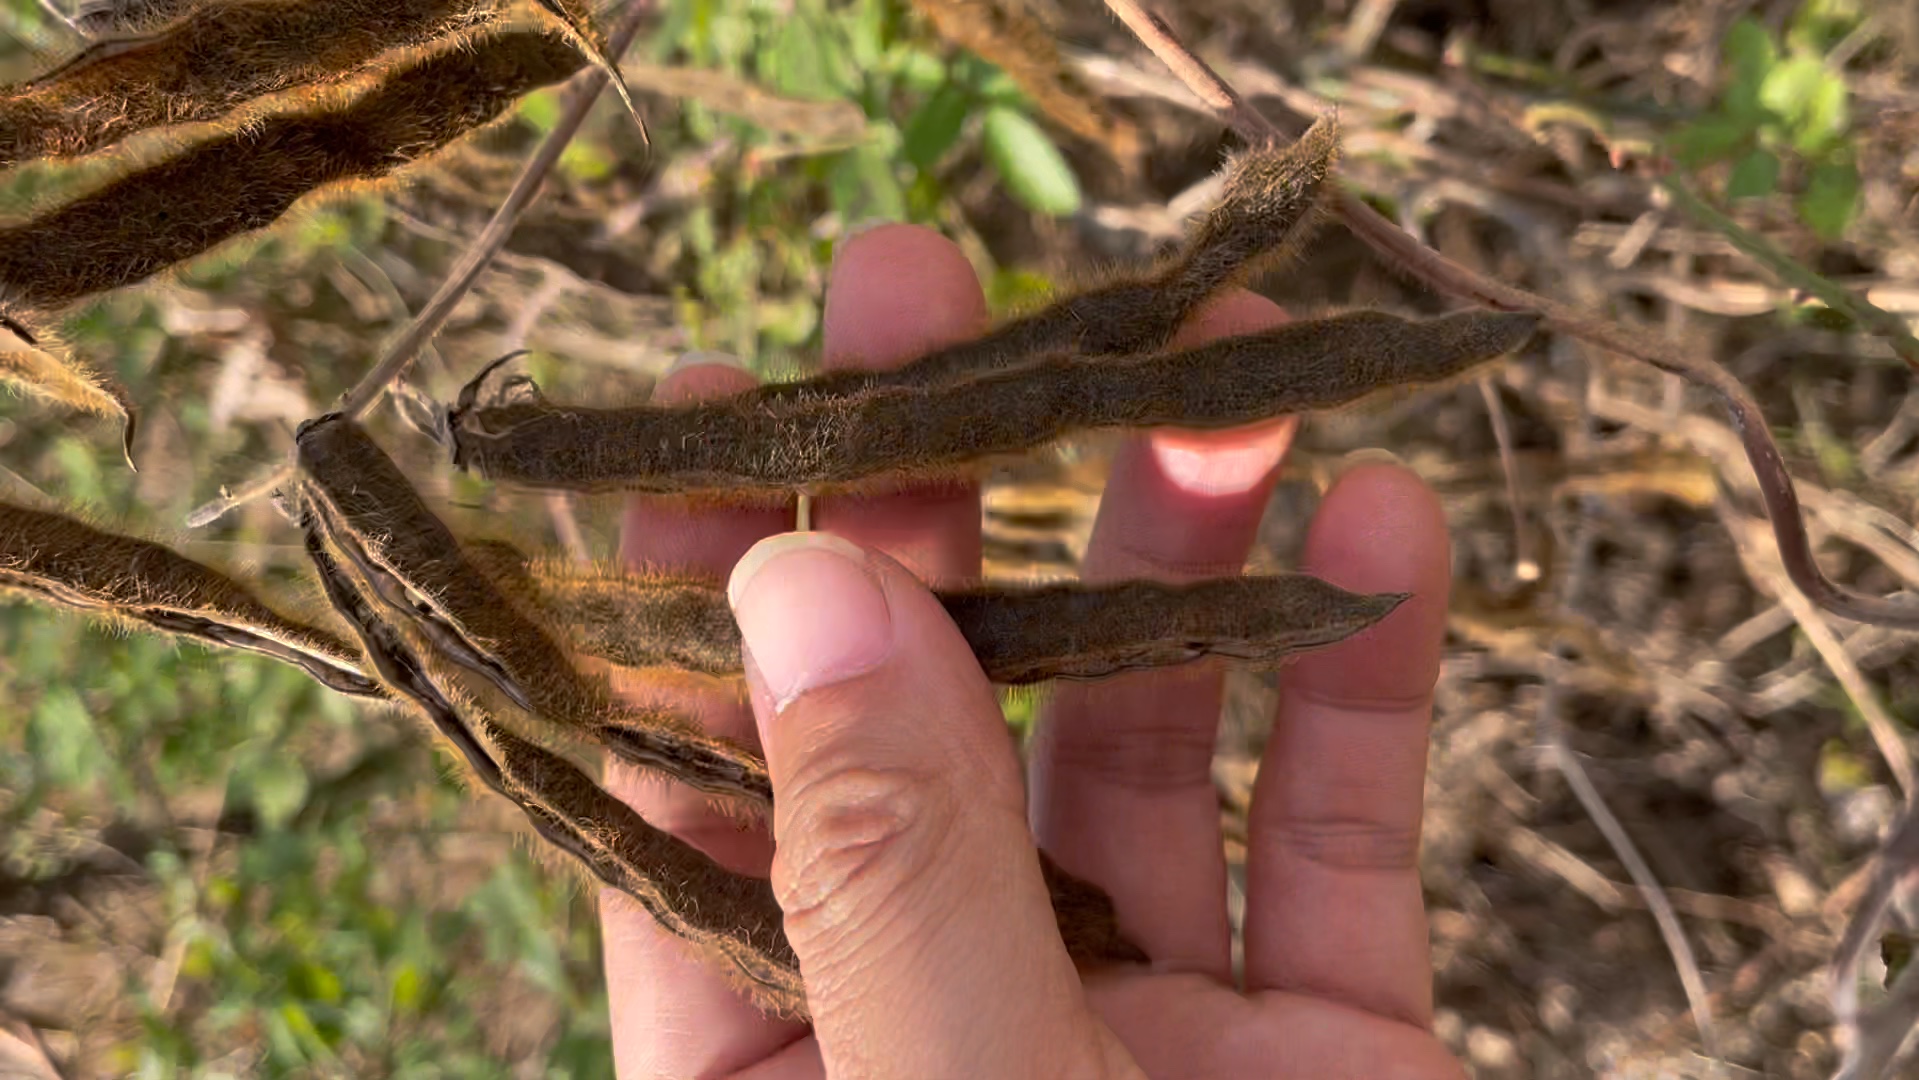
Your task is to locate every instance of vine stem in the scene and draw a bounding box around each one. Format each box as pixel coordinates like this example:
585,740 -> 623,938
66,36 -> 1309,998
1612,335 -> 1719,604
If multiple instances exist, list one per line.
1103,0 -> 1919,630
188,0 -> 654,527
342,1 -> 653,421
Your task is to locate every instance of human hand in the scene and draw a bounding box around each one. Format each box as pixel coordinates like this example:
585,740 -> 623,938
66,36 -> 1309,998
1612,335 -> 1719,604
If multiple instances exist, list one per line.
603,223 -> 1465,1078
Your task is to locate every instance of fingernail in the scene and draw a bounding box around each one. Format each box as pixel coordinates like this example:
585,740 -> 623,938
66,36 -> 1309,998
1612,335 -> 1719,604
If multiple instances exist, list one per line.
1149,416 -> 1295,496
1332,447 -> 1407,481
729,532 -> 894,711
665,349 -> 744,376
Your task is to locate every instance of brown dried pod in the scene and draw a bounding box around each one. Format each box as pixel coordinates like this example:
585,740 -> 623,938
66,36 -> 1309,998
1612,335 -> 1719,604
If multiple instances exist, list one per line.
449,309 -> 1539,494
0,31 -> 583,315
0,322 -> 140,467
0,499 -> 378,697
0,0 -> 499,168
453,116 -> 1338,425
519,561 -> 1405,683
296,498 -> 805,1010
306,496 -> 1147,1016
294,412 -> 774,806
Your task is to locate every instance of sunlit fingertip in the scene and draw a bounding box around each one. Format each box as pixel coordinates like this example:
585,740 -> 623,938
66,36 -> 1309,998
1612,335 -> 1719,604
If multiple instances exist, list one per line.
666,349 -> 746,376
1148,417 -> 1296,496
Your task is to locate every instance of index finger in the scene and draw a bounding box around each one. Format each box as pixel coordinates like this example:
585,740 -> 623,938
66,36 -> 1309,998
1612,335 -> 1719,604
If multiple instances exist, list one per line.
604,357 -> 805,1077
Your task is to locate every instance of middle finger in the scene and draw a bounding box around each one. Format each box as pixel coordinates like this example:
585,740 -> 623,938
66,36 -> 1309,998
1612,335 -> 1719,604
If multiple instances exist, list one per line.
1029,290 -> 1295,980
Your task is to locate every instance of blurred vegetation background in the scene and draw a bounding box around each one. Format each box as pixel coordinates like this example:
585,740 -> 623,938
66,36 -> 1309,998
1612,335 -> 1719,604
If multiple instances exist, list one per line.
0,0 -> 1916,1075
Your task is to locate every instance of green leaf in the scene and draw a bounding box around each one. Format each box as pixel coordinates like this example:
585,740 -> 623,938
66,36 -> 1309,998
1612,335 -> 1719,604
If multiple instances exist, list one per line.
827,144 -> 907,225
29,686 -> 107,789
1759,55 -> 1827,128
1724,149 -> 1780,199
890,48 -> 947,93
1798,160 -> 1860,238
981,107 -> 1082,216
976,68 -> 1025,107
1794,69 -> 1849,155
763,14 -> 853,100
389,963 -> 423,1014
247,755 -> 309,831
1818,737 -> 1872,794
1666,116 -> 1752,168
517,89 -> 563,133
846,0 -> 889,71
292,960 -> 343,1004
1789,0 -> 1863,55
1722,17 -> 1777,122
902,84 -> 972,169
986,267 -> 1054,315
559,141 -> 615,183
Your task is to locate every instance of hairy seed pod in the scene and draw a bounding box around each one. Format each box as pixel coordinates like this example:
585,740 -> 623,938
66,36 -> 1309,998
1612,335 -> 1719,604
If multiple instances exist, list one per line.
0,31 -> 583,314
297,503 -> 804,1010
0,325 -> 139,466
0,0 -> 499,168
0,499 -> 377,696
450,309 -> 1539,493
294,413 -> 773,806
522,563 -> 1405,683
738,118 -> 1335,399
305,493 -> 1145,1017
889,116 -> 1337,382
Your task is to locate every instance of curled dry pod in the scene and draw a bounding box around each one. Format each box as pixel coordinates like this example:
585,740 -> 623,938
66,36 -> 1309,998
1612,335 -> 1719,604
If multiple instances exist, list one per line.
294,412 -> 773,806
449,309 -> 1540,494
0,0 -> 498,168
0,322 -> 140,468
302,491 -> 1146,1017
296,497 -> 805,1013
0,499 -> 377,696
523,563 -> 1404,683
0,31 -> 582,314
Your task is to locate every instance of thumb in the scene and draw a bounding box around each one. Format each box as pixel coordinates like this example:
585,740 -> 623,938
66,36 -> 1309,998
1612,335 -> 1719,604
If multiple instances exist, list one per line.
728,532 -> 1122,1077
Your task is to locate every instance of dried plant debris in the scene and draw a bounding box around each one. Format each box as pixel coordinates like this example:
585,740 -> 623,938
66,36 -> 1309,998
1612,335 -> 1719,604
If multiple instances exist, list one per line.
521,560 -> 1405,682
0,0 -> 499,167
295,412 -> 774,806
0,499 -> 378,696
0,31 -> 584,315
450,308 -> 1538,494
911,0 -> 1139,164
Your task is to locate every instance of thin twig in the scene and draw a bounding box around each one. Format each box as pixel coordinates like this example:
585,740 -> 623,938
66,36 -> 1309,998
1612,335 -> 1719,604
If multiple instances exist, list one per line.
186,0 -> 655,528
1102,0 -> 1919,631
342,1 -> 653,419
1537,371 -> 1724,1069
1476,375 -> 1539,583
1722,506 -> 1917,797
1538,649 -> 1723,1069
1340,0 -> 1400,61
1832,804 -> 1919,1079
1659,177 -> 1919,372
